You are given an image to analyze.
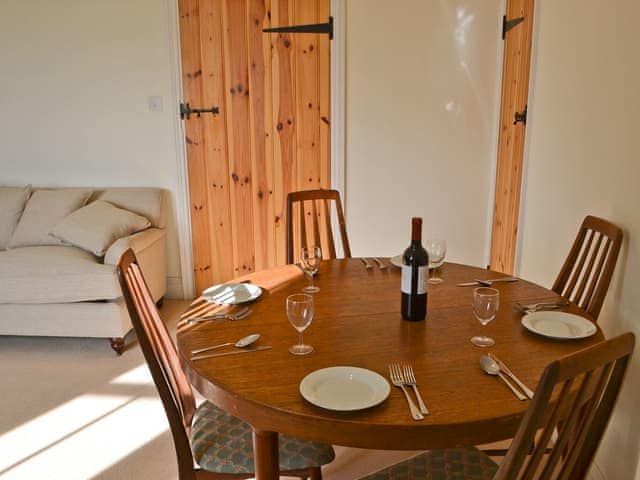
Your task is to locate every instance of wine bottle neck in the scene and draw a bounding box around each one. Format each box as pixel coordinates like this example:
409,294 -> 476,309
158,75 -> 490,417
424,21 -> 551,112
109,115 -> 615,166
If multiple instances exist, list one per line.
411,217 -> 422,242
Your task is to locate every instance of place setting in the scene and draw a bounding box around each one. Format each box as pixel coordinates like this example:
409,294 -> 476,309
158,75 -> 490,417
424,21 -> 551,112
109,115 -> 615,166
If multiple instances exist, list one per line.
299,362 -> 430,421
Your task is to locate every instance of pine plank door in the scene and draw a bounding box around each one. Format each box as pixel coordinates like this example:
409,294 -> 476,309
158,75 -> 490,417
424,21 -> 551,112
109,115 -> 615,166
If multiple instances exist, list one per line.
178,0 -> 331,293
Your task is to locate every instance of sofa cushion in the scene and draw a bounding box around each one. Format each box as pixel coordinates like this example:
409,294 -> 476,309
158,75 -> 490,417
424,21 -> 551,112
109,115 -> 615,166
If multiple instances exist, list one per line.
51,200 -> 151,256
0,185 -> 31,250
8,189 -> 92,248
0,246 -> 122,304
95,188 -> 167,228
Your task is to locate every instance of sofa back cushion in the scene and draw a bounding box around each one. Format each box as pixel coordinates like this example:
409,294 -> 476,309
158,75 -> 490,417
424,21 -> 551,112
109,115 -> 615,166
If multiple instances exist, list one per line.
51,200 -> 151,256
94,188 -> 167,228
0,185 -> 31,250
8,189 -> 93,248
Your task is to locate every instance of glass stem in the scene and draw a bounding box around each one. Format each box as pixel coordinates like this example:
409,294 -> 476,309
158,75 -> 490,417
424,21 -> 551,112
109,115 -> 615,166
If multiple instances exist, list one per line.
309,274 -> 314,290
298,331 -> 304,347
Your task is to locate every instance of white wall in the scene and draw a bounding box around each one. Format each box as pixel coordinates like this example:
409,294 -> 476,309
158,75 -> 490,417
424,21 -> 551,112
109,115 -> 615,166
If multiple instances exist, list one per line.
0,0 -> 185,297
518,1 -> 640,478
345,0 -> 503,265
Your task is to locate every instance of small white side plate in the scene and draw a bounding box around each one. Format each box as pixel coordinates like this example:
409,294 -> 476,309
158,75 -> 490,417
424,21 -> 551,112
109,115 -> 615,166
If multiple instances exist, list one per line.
390,254 -> 443,269
300,366 -> 390,411
203,283 -> 262,305
522,311 -> 597,340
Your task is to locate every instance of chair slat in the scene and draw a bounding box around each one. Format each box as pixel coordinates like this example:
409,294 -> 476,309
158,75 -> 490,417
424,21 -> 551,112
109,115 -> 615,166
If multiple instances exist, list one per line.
564,229 -> 594,301
311,200 -> 322,248
323,199 -> 337,259
299,201 -> 308,252
584,238 -> 611,315
573,232 -> 603,306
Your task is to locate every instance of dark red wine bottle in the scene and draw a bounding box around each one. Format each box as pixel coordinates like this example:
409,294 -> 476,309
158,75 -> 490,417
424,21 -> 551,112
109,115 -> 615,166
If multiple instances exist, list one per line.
401,217 -> 429,321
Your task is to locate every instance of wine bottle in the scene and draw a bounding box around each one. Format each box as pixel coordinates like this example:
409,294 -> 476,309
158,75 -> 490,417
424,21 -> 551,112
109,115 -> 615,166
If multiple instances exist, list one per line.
401,217 -> 429,321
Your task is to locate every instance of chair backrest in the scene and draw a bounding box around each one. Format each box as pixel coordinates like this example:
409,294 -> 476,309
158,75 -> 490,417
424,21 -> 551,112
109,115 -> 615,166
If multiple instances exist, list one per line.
117,249 -> 197,480
286,189 -> 351,264
495,333 -> 635,480
552,215 -> 623,320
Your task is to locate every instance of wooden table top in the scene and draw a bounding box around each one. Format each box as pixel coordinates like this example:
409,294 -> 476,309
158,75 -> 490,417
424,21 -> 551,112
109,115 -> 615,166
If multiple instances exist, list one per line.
177,259 -> 603,450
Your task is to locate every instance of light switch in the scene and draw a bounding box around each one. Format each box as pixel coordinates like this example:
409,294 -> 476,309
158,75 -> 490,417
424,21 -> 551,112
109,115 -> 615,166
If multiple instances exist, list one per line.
148,96 -> 163,112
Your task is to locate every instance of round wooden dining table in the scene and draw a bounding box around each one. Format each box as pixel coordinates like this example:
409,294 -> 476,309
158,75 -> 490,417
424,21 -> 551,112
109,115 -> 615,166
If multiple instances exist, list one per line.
177,259 -> 603,480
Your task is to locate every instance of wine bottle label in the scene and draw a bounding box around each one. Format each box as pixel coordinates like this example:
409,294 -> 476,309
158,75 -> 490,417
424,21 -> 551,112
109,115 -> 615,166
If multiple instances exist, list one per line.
401,265 -> 427,294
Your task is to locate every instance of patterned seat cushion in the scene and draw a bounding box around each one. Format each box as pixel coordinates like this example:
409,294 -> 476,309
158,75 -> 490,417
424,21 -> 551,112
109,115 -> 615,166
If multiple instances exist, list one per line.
359,448 -> 498,480
191,401 -> 335,474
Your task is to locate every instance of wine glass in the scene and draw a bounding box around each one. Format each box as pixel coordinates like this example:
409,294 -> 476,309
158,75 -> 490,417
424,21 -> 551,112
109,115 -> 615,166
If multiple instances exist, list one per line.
471,287 -> 499,347
300,246 -> 322,293
286,293 -> 314,355
425,239 -> 446,284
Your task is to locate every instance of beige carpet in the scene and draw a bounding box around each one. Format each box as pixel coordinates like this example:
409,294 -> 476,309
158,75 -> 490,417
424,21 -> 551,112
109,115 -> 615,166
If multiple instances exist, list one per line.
0,300 -> 427,480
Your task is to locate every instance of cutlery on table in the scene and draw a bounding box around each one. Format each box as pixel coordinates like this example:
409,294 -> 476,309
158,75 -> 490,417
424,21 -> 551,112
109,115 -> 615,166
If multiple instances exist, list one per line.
488,353 -> 534,399
480,355 -> 527,401
515,301 -> 569,313
191,333 -> 261,356
191,345 -> 272,361
457,277 -> 518,287
402,364 -> 429,415
389,364 -> 424,421
372,257 -> 388,270
360,258 -> 374,270
187,307 -> 251,323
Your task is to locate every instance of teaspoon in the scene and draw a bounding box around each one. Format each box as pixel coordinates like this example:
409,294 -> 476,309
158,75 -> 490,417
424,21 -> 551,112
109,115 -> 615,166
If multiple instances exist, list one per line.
480,355 -> 527,401
191,333 -> 261,356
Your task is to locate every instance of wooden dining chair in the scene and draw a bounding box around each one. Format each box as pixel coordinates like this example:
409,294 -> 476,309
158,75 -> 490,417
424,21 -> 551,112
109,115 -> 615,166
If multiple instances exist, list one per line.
286,189 -> 351,264
117,249 -> 334,480
358,332 -> 635,480
553,215 -> 623,321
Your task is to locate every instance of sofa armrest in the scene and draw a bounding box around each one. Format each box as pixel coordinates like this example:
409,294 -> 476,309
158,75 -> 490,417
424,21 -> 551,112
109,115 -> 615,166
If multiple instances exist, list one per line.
105,228 -> 167,301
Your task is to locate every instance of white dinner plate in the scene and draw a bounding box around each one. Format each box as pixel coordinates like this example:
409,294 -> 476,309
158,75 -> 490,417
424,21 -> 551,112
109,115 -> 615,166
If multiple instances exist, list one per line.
522,311 -> 597,340
300,366 -> 391,412
202,283 -> 262,305
390,254 -> 443,269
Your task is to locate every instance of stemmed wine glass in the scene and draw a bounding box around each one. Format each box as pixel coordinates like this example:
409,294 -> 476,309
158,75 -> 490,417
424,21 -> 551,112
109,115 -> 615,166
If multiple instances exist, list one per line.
300,246 -> 322,293
286,293 -> 314,355
471,287 -> 499,347
425,239 -> 446,284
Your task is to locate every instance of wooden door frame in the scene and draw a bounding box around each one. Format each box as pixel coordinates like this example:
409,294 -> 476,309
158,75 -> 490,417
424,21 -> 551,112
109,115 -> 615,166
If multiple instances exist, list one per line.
489,0 -> 536,274
169,0 -> 347,298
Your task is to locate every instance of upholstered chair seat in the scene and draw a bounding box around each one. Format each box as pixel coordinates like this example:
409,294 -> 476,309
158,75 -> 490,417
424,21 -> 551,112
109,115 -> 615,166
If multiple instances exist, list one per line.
191,401 -> 335,474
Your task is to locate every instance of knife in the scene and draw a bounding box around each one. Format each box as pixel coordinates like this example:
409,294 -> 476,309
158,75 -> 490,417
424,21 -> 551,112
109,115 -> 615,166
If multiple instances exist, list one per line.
191,345 -> 272,361
457,277 -> 518,287
489,353 -> 534,399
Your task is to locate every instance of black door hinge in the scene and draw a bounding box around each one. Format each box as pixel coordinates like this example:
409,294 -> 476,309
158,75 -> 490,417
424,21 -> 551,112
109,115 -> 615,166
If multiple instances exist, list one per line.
180,103 -> 219,120
502,15 -> 525,39
513,105 -> 528,125
264,16 -> 333,40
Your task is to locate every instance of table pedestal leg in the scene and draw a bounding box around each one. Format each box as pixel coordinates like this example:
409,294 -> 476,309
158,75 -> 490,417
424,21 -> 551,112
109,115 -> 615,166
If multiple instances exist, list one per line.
252,429 -> 279,480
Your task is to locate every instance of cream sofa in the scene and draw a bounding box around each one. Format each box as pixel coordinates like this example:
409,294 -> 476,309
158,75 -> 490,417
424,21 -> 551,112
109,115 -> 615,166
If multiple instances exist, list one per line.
0,186 -> 167,354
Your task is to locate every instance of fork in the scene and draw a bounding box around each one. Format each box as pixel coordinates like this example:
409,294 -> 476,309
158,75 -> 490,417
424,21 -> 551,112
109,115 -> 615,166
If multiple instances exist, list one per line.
389,364 -> 424,421
515,301 -> 569,313
360,257 -> 374,270
188,307 -> 250,323
373,257 -> 388,270
402,364 -> 429,415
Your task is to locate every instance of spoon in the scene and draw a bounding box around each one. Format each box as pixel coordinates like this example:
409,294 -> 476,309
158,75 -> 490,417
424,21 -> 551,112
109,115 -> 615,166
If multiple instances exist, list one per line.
191,333 -> 261,356
480,355 -> 527,401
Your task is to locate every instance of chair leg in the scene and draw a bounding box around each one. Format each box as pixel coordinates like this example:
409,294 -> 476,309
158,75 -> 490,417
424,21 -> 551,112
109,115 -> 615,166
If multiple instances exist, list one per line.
109,337 -> 125,355
309,466 -> 322,480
